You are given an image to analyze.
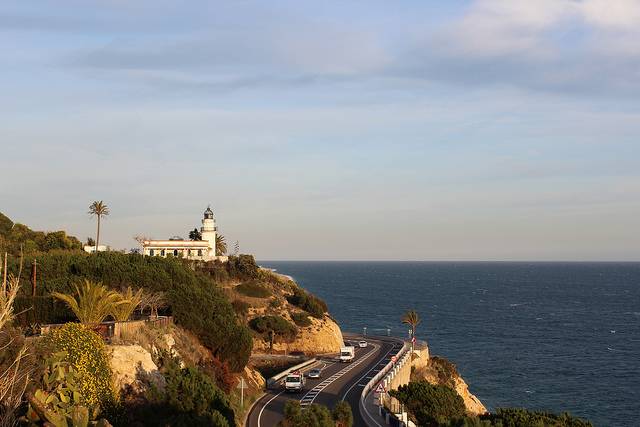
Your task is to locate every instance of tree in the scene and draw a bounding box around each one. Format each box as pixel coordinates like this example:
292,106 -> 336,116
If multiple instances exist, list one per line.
402,309 -> 420,348
279,400 -> 334,427
52,279 -> 124,325
111,287 -> 144,321
189,228 -> 202,241
140,290 -> 168,319
390,381 -> 466,426
86,237 -> 95,247
332,401 -> 353,427
88,201 -> 109,251
216,235 -> 227,256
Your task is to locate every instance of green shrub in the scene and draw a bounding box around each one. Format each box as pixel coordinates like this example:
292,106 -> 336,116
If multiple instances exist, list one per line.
286,287 -> 328,318
249,316 -> 297,341
225,255 -> 260,280
333,401 -> 353,427
390,381 -> 466,426
14,296 -> 75,325
268,298 -> 282,309
163,360 -> 234,426
291,312 -> 312,327
231,300 -> 250,317
47,323 -> 116,412
478,408 -> 593,427
279,400 -> 334,427
279,400 -> 352,427
235,281 -> 271,298
26,351 -> 110,426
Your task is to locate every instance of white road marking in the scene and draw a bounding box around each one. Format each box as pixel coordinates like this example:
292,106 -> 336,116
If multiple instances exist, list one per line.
341,341 -> 397,401
257,391 -> 283,427
299,343 -> 380,407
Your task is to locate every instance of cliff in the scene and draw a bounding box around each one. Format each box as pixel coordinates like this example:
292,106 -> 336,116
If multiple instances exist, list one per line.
251,313 -> 343,354
228,270 -> 344,355
412,354 -> 487,416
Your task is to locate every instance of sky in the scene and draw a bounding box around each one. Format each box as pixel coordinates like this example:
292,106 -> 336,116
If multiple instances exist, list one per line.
1,0 -> 639,261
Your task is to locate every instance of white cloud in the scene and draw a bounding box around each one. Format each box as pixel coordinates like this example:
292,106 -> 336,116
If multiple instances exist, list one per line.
581,0 -> 640,30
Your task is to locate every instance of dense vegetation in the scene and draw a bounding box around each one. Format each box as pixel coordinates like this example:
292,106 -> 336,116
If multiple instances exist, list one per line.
235,280 -> 272,298
46,323 -> 116,410
7,250 -> 253,372
127,351 -> 234,427
279,400 -> 353,427
249,315 -> 298,342
0,211 -> 82,256
390,381 -> 592,427
390,381 -> 466,426
290,312 -> 312,327
286,287 -> 328,318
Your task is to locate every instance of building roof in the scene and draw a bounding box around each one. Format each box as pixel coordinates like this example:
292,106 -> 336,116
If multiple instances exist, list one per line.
143,240 -> 210,248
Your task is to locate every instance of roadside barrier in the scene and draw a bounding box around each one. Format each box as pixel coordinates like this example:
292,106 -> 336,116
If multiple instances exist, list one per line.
359,337 -> 411,425
266,358 -> 318,389
362,338 -> 410,397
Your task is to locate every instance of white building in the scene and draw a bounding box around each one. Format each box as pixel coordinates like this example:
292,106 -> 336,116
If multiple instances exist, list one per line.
142,207 -> 227,262
83,245 -> 108,253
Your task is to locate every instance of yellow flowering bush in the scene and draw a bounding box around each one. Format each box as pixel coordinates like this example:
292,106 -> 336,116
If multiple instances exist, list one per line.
48,323 -> 116,412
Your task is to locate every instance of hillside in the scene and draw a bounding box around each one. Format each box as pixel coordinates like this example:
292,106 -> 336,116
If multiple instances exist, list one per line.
224,271 -> 344,355
0,211 -> 82,256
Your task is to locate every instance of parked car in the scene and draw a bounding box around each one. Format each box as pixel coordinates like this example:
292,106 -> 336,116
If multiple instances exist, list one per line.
307,368 -> 321,379
358,340 -> 368,348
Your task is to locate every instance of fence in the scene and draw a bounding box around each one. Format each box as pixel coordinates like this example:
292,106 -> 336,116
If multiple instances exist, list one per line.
40,316 -> 173,341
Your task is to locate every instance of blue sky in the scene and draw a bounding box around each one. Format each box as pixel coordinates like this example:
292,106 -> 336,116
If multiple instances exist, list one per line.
1,0 -> 639,260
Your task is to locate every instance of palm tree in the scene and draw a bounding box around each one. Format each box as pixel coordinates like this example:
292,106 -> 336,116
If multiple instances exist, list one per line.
216,234 -> 227,256
402,309 -> 420,349
52,279 -> 123,325
88,201 -> 109,251
111,287 -> 144,322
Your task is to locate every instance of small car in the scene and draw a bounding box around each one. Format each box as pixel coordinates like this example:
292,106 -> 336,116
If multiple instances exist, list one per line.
358,340 -> 368,348
307,368 -> 322,379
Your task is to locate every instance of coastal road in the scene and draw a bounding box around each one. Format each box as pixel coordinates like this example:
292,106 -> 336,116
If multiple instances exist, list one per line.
246,336 -> 402,427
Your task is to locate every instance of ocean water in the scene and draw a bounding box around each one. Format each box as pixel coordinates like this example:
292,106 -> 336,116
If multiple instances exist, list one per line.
259,262 -> 640,427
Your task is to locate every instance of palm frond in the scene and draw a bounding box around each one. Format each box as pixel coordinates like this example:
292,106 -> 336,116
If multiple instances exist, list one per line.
111,287 -> 144,321
52,280 -> 120,325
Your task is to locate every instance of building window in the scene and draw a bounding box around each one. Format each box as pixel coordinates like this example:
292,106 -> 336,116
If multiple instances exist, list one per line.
161,249 -> 165,256
198,249 -> 203,256
187,249 -> 191,256
150,249 -> 154,256
174,249 -> 179,257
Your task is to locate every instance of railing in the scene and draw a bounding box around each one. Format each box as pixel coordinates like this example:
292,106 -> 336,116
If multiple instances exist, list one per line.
362,338 -> 411,397
39,316 -> 174,341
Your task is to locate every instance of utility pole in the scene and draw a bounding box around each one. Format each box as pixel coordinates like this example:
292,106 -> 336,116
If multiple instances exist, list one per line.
2,252 -> 7,293
237,377 -> 246,408
31,258 -> 38,297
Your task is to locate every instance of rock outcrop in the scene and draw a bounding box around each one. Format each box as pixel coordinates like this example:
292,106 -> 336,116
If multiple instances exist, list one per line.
251,314 -> 344,354
108,344 -> 165,393
412,355 -> 487,416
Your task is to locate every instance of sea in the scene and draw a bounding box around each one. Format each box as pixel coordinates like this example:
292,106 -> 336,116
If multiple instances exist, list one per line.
259,261 -> 640,427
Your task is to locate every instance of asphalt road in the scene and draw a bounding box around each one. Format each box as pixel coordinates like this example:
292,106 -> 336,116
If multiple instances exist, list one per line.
246,336 -> 403,427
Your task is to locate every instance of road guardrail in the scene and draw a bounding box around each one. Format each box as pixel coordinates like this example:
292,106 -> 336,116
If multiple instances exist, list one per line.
361,337 -> 410,401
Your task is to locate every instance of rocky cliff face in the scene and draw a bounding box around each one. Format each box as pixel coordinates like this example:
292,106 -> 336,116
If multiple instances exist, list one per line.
108,344 -> 164,394
412,355 -> 487,416
251,314 -> 344,354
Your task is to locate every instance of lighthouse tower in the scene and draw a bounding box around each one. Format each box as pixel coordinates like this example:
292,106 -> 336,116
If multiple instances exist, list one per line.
201,206 -> 217,257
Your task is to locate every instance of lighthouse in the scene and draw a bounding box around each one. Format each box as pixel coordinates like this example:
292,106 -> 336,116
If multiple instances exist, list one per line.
201,206 -> 217,257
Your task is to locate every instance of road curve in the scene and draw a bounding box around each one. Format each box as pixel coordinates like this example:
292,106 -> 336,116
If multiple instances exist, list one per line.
246,336 -> 403,427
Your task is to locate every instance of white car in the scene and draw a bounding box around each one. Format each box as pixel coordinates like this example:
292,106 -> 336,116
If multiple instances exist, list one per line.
307,368 -> 321,379
358,340 -> 368,348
